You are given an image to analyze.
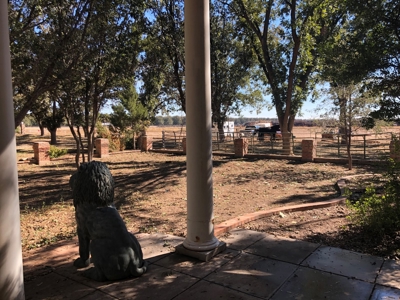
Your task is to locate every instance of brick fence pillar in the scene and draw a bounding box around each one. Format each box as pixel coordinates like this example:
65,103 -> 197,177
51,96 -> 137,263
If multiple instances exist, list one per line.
33,142 -> 50,165
390,140 -> 400,161
182,137 -> 187,154
140,135 -> 153,152
302,139 -> 316,162
95,138 -> 109,158
234,138 -> 248,158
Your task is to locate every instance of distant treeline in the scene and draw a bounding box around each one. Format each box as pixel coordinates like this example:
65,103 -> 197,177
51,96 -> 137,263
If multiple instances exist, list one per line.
153,116 -> 317,127
22,113 -> 319,128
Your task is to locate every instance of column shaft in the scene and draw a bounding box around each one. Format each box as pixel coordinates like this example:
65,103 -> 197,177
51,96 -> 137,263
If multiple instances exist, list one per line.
183,0 -> 219,251
0,1 -> 25,298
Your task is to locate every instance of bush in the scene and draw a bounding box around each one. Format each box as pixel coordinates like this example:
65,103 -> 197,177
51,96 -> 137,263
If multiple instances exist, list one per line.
347,159 -> 400,235
48,145 -> 67,159
95,122 -> 120,151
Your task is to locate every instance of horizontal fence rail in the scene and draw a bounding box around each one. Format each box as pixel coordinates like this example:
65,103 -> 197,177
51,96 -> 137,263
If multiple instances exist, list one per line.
151,129 -> 395,160
152,130 -> 186,150
315,132 -> 392,160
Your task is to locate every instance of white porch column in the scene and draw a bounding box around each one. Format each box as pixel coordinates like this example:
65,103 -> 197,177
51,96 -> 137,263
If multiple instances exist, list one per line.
0,1 -> 25,299
183,0 -> 220,251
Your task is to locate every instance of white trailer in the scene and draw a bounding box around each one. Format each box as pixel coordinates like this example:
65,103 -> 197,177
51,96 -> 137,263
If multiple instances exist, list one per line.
223,121 -> 235,137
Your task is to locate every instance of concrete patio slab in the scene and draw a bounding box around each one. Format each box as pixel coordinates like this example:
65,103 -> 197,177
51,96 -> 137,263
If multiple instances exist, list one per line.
271,266 -> 374,300
22,229 -> 400,300
301,246 -> 383,282
175,241 -> 227,262
205,252 -> 297,299
371,285 -> 400,300
245,233 -> 320,264
376,259 -> 400,289
98,264 -> 198,300
173,280 -> 261,300
24,271 -> 97,300
23,237 -> 79,273
219,228 -> 268,250
136,233 -> 185,263
71,290 -> 116,300
155,247 -> 239,278
50,262 -> 110,289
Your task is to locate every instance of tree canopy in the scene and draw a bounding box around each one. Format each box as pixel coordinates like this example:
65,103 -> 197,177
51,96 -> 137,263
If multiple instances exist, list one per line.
226,0 -> 346,153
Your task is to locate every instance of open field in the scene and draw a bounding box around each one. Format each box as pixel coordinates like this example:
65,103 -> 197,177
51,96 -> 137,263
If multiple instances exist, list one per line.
22,124 -> 400,139
19,125 -> 400,159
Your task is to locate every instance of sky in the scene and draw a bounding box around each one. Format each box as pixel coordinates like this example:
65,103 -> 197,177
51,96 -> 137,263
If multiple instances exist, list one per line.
226,99 -> 321,120
103,97 -> 323,120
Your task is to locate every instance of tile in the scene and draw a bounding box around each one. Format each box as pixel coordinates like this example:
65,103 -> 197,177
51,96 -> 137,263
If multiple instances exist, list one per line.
155,248 -> 239,278
245,234 -> 319,264
23,238 -> 79,273
79,290 -> 117,300
24,271 -> 95,300
377,259 -> 400,289
137,233 -> 185,263
174,280 -> 260,300
271,266 -> 374,300
52,262 -> 114,289
205,252 -> 297,299
302,246 -> 383,282
219,229 -> 267,250
371,285 -> 400,300
175,241 -> 227,262
99,264 -> 198,300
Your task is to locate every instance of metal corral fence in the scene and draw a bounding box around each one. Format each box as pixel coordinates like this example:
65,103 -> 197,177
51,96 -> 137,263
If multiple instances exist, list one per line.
152,130 -> 186,150
314,132 -> 392,160
152,130 -> 394,159
211,132 -> 302,156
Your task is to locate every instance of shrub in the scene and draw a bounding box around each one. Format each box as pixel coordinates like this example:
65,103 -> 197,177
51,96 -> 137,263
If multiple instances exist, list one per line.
123,130 -> 134,150
48,145 -> 68,159
95,122 -> 120,151
347,159 -> 400,235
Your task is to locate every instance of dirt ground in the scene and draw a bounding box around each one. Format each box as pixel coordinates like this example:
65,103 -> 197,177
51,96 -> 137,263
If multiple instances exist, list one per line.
16,129 -> 399,260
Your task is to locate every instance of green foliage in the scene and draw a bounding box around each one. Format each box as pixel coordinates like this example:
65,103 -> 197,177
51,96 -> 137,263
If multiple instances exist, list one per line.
164,116 -> 173,126
154,116 -> 165,126
23,114 -> 37,126
122,130 -> 135,150
96,122 -> 125,152
347,159 -> 400,235
41,108 -> 64,132
48,145 -> 67,159
96,121 -> 117,151
210,1 -> 262,131
140,0 -> 186,113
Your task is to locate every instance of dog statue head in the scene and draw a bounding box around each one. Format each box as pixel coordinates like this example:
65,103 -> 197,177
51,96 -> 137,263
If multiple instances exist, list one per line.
70,161 -> 115,208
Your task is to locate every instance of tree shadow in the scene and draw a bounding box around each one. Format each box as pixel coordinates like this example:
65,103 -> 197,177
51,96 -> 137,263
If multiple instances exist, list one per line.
303,225 -> 400,259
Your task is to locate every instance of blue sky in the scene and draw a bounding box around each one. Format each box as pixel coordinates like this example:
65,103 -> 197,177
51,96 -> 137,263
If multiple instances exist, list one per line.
103,97 -> 322,119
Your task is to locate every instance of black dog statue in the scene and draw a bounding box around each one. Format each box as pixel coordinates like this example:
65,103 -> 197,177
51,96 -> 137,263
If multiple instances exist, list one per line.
70,161 -> 147,281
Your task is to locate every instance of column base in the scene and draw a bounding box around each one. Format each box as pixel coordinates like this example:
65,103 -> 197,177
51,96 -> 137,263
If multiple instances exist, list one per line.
175,241 -> 226,262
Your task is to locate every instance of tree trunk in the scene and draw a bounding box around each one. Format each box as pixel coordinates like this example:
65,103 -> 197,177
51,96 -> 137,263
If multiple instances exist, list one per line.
87,131 -> 94,162
19,123 -> 24,134
347,134 -> 352,170
217,121 -> 225,142
39,124 -> 45,136
280,114 -> 294,156
339,96 -> 347,144
50,129 -> 57,145
282,131 -> 293,155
